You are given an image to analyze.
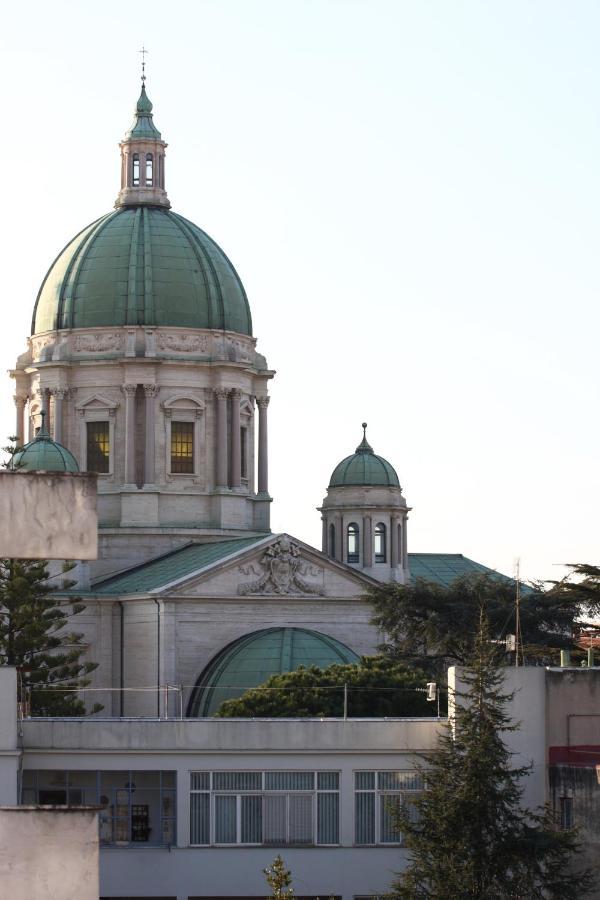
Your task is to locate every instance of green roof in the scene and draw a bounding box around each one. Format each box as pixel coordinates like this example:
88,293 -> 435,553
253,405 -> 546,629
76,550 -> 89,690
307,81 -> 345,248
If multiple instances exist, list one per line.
92,536 -> 268,594
11,427 -> 79,473
32,207 -> 252,335
329,425 -> 400,488
408,553 -> 514,588
124,84 -> 162,140
188,627 -> 360,716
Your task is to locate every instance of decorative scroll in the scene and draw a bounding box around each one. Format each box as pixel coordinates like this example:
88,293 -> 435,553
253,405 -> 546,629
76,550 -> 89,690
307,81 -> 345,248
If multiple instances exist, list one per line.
238,537 -> 324,596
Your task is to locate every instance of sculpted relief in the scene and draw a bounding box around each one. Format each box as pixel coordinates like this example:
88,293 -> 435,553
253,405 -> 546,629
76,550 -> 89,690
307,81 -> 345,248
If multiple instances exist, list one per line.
238,538 -> 324,596
74,333 -> 125,352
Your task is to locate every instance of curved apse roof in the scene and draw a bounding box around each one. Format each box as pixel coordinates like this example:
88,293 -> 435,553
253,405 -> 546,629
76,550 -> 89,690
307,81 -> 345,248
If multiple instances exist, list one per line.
187,627 -> 360,717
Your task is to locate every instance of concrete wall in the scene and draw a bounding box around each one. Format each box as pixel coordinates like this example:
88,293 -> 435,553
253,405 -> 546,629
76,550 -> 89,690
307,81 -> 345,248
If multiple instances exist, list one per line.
0,471 -> 97,559
0,668 -> 19,805
0,807 -> 99,900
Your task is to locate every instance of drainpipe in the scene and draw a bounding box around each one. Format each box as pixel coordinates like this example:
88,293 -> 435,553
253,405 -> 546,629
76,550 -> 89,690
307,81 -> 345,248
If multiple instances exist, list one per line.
153,599 -> 161,717
118,602 -> 124,717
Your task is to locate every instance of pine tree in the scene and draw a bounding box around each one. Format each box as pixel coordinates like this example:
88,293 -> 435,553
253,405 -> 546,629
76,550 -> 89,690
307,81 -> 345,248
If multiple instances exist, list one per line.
0,558 -> 101,716
263,854 -> 295,898
388,614 -> 595,899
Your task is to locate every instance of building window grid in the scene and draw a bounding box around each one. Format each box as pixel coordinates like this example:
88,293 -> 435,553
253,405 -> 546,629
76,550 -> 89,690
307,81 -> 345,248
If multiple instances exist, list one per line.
190,770 -> 340,847
170,421 -> 194,473
21,770 -> 176,847
354,771 -> 422,846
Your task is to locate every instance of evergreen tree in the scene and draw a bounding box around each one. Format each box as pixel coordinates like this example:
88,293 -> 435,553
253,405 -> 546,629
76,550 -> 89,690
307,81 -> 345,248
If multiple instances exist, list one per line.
388,615 -> 594,899
369,573 -> 585,678
215,656 -> 440,718
263,854 -> 295,898
0,558 -> 101,716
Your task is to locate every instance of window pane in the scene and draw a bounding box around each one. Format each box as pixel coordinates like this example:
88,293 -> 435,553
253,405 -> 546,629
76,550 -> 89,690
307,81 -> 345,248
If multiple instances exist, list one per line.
317,792 -> 339,844
374,523 -> 386,563
264,794 -> 287,844
289,794 -> 313,844
170,421 -> 194,474
380,794 -> 402,843
240,426 -> 248,479
317,772 -> 339,790
266,772 -> 313,791
241,795 -> 262,843
378,771 -> 423,791
86,422 -> 110,473
355,792 -> 375,844
145,153 -> 153,186
215,795 -> 237,843
347,523 -> 359,562
355,772 -> 375,790
190,793 -> 210,844
132,154 -> 140,186
213,772 -> 261,791
190,772 -> 210,791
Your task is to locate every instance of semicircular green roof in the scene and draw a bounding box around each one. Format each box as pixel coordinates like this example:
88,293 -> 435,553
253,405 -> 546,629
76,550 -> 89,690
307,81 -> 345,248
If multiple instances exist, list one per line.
329,426 -> 400,488
188,627 -> 359,717
11,429 -> 80,473
32,207 -> 252,336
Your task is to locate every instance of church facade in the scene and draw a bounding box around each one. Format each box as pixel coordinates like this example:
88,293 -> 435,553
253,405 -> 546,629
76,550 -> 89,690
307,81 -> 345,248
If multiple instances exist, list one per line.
6,79 -> 505,898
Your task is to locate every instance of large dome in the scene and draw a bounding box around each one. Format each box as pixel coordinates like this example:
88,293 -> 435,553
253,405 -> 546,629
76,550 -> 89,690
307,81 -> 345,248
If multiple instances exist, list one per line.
187,627 -> 359,717
31,207 -> 252,336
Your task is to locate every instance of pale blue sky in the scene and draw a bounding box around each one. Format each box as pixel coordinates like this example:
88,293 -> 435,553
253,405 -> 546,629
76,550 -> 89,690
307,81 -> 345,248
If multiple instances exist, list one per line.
1,1 -> 599,582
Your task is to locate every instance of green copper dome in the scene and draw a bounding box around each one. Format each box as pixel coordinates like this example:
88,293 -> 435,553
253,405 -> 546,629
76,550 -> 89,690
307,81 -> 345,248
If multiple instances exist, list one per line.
32,207 -> 252,335
11,426 -> 80,473
188,627 -> 359,717
329,424 -> 400,488
124,84 -> 161,139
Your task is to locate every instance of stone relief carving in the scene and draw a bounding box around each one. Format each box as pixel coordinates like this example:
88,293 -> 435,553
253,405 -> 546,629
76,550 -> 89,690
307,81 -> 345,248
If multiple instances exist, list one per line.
156,333 -> 208,353
226,338 -> 252,363
74,333 -> 125,352
31,336 -> 55,359
238,537 -> 324,596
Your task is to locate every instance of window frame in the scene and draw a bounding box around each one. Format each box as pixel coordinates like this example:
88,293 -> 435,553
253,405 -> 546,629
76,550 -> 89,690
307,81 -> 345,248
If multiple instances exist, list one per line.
86,420 -> 111,474
132,153 -> 140,187
162,396 -> 204,481
170,420 -> 194,474
190,770 -> 340,848
347,522 -> 360,563
354,770 -> 422,846
374,522 -> 387,564
145,153 -> 153,187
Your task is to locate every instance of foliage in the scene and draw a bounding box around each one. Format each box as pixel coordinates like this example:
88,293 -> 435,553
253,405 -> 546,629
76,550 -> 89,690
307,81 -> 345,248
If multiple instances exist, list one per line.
263,854 -> 295,898
369,573 -> 586,678
388,615 -> 595,899
215,656 -> 438,718
0,558 -> 101,716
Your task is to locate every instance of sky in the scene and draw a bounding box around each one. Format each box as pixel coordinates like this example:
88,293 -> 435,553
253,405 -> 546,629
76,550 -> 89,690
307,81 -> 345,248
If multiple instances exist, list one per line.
1,0 -> 599,584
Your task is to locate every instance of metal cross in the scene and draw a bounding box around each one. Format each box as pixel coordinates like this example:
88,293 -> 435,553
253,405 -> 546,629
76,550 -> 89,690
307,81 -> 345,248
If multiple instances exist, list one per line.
139,45 -> 149,83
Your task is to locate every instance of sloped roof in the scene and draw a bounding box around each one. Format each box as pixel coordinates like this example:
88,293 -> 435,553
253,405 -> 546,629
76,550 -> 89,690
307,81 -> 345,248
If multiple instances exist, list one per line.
90,538 -> 512,597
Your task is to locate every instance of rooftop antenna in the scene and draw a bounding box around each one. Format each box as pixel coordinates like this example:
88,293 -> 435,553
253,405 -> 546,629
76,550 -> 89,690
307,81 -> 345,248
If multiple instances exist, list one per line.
139,45 -> 149,84
514,558 -> 524,667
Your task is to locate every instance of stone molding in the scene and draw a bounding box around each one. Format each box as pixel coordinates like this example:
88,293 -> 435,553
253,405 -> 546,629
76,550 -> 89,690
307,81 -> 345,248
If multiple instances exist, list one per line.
238,537 -> 324,596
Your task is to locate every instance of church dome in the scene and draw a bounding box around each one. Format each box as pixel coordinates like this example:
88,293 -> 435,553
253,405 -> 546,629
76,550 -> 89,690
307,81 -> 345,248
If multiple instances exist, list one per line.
11,424 -> 79,473
31,207 -> 252,335
329,424 -> 400,488
188,627 -> 359,717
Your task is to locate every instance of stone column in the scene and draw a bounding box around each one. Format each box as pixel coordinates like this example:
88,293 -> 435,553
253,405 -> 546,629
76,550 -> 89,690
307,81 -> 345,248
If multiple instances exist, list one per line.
42,388 -> 51,434
402,517 -> 408,569
321,518 -> 328,554
215,389 -> 229,488
13,396 -> 26,446
123,383 -> 137,485
257,395 -> 270,495
363,515 -> 373,567
391,516 -> 399,569
230,389 -> 242,489
52,389 -> 68,444
143,384 -> 158,485
335,514 -> 343,562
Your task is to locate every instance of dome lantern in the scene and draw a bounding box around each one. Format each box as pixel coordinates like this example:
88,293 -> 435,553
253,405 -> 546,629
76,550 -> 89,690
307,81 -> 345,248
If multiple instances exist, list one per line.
115,79 -> 170,210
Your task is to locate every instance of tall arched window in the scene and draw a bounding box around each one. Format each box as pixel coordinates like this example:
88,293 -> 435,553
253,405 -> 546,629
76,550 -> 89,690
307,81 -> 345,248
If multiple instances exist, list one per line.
132,154 -> 140,187
328,523 -> 336,559
347,522 -> 359,563
145,153 -> 153,186
374,523 -> 386,563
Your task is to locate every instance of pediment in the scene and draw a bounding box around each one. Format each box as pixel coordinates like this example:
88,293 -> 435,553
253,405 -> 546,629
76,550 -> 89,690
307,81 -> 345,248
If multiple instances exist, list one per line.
76,393 -> 119,412
159,533 -> 376,600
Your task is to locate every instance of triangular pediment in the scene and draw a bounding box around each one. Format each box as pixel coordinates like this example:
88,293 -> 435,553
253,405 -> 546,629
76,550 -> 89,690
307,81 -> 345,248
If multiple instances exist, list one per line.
158,533 -> 377,600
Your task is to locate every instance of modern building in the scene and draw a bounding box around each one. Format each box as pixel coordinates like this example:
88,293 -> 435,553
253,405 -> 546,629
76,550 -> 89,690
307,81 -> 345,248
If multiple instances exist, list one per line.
4,76 -> 525,898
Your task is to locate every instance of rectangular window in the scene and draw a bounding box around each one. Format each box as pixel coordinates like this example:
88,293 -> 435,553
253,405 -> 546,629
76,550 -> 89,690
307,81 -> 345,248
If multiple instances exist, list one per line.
171,421 -> 194,474
190,770 -> 339,846
560,796 -> 573,830
23,770 -> 176,847
86,421 -> 110,473
354,771 -> 422,845
240,426 -> 248,479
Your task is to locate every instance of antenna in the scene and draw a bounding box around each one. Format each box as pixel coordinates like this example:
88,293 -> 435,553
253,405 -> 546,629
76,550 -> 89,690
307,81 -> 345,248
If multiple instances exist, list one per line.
514,558 -> 524,667
139,45 -> 149,84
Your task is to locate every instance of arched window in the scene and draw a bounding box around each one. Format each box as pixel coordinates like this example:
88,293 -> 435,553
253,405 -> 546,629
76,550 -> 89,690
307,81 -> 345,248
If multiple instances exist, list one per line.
145,153 -> 153,186
132,154 -> 140,187
347,522 -> 359,563
374,523 -> 386,563
328,523 -> 336,559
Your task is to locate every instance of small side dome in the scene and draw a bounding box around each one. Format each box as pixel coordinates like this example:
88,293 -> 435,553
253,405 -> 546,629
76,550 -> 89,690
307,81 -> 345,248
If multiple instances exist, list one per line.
329,424 -> 400,488
187,627 -> 359,716
10,420 -> 79,473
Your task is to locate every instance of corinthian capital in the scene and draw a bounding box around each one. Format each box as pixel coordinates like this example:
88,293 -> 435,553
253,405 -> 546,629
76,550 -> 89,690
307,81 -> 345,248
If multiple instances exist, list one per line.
214,388 -> 229,401
143,383 -> 159,398
256,395 -> 270,410
122,383 -> 137,397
